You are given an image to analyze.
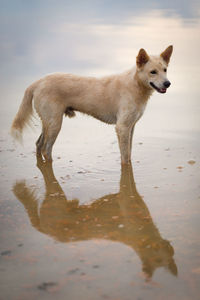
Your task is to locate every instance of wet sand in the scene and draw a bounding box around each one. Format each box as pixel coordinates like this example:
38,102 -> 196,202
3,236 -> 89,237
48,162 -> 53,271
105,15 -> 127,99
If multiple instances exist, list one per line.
0,118 -> 200,299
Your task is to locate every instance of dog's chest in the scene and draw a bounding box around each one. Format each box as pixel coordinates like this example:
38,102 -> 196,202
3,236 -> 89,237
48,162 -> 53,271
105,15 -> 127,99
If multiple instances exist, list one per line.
139,102 -> 147,116
134,102 -> 147,122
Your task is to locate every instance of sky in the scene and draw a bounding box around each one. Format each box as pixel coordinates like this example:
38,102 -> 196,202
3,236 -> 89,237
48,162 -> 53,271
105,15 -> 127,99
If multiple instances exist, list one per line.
0,0 -> 200,134
1,0 -> 199,81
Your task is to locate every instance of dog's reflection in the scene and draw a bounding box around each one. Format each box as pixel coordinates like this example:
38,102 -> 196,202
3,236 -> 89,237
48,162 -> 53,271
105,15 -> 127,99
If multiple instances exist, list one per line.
13,159 -> 177,279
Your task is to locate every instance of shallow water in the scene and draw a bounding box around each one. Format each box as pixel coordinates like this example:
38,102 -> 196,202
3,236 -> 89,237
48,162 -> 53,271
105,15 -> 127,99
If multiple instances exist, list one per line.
1,1 -> 200,299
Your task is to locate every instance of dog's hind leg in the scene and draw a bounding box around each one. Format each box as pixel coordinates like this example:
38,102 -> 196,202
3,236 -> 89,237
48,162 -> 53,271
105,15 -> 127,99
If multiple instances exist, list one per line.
36,130 -> 44,157
41,115 -> 63,162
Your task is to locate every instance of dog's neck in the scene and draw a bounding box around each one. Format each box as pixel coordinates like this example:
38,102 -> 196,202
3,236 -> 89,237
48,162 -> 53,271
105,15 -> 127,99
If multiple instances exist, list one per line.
135,70 -> 153,95
125,69 -> 153,104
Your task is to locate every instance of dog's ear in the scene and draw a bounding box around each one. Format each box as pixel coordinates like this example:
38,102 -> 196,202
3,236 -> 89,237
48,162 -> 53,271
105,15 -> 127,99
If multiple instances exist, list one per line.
136,49 -> 149,68
160,45 -> 173,65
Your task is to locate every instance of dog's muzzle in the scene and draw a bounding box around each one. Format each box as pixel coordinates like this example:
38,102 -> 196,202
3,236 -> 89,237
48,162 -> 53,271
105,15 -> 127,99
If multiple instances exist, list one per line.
150,81 -> 171,94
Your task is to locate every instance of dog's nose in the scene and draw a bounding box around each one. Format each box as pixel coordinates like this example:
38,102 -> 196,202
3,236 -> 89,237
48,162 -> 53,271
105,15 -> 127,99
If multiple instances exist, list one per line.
164,81 -> 171,88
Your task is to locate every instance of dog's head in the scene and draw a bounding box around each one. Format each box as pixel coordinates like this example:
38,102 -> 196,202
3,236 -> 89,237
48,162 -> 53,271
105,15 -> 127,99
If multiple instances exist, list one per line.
136,46 -> 173,93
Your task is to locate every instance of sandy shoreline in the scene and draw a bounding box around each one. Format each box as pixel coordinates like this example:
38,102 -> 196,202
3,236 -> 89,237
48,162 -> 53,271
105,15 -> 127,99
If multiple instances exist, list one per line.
0,131 -> 199,299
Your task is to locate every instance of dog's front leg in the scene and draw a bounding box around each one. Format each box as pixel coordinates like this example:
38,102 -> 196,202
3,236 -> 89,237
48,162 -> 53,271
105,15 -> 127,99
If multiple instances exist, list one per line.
116,124 -> 132,164
129,125 -> 135,158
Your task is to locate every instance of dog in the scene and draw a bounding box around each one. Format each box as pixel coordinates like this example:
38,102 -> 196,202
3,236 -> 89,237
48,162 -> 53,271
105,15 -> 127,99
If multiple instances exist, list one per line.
11,46 -> 173,164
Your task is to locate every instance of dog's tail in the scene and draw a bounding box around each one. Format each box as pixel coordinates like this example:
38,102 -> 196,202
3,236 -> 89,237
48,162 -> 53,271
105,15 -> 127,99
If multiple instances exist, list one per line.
10,82 -> 37,143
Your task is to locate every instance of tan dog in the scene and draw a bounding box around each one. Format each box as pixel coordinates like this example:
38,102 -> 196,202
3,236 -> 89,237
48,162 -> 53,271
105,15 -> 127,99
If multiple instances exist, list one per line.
11,46 -> 173,164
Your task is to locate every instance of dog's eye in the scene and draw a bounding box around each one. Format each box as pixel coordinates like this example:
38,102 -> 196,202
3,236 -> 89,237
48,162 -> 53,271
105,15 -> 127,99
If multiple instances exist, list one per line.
150,70 -> 157,75
164,68 -> 167,72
